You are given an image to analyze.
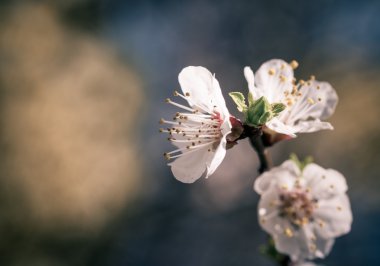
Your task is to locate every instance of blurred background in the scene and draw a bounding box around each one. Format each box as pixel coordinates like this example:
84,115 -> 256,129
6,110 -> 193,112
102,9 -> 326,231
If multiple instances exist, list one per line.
0,0 -> 379,265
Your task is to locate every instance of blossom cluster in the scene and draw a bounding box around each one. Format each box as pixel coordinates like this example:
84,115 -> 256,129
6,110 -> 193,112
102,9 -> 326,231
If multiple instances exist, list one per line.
160,59 -> 352,265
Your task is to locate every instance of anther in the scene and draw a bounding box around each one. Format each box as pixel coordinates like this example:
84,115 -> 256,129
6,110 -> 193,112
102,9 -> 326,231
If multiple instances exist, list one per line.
307,98 -> 315,104
159,118 -> 165,124
268,68 -> 275,75
310,75 -> 315,80
173,91 -> 179,96
290,60 -> 299,69
280,75 -> 287,82
284,228 -> 294,238
163,153 -> 171,160
185,92 -> 190,96
165,98 -> 171,103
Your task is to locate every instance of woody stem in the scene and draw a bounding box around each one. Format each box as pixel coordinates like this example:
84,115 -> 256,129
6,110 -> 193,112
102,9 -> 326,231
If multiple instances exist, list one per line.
248,131 -> 272,174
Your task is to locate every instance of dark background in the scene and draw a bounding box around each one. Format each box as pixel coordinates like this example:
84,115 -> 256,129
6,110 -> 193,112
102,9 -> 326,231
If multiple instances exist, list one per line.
0,0 -> 379,265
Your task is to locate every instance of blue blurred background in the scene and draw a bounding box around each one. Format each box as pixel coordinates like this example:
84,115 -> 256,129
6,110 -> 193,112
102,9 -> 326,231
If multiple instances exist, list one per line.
0,0 -> 379,265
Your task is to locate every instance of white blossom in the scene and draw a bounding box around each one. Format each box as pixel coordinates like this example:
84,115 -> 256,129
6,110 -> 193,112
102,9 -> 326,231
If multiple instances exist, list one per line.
244,59 -> 338,137
160,66 -> 231,183
254,160 -> 352,261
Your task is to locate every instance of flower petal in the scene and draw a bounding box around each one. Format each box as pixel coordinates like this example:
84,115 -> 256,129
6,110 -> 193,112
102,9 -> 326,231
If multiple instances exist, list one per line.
206,135 -> 227,177
254,59 -> 294,103
303,164 -> 348,199
169,144 -> 214,183
313,194 -> 352,239
286,81 -> 338,125
254,160 -> 300,194
257,186 -> 285,234
244,66 -> 262,99
266,117 -> 297,137
274,224 -> 334,261
178,66 -> 227,116
292,120 -> 333,133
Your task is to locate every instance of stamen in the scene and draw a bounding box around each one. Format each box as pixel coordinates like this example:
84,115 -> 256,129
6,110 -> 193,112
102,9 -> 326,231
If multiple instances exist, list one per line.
284,228 -> 294,238
268,68 -> 275,75
290,60 -> 299,69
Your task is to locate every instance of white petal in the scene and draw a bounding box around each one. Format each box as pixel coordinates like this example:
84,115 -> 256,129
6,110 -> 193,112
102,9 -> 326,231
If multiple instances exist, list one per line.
313,194 -> 353,239
206,135 -> 227,177
257,186 -> 285,234
255,59 -> 294,103
244,66 -> 262,99
293,120 -> 333,133
266,117 -> 297,137
274,224 -> 334,261
303,164 -> 348,199
272,221 -> 310,261
169,145 -> 214,183
178,66 -> 227,116
254,160 -> 300,194
286,81 -> 338,125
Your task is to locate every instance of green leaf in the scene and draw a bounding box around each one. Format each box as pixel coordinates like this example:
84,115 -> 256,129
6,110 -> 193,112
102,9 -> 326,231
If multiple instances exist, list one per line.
229,92 -> 247,112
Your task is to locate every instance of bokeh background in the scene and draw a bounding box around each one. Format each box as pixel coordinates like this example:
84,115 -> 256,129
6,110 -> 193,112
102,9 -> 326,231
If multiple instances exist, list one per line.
0,0 -> 379,265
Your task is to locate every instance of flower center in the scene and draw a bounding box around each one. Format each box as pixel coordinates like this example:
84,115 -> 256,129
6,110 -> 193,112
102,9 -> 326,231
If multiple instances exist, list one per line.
278,190 -> 317,227
160,91 -> 224,160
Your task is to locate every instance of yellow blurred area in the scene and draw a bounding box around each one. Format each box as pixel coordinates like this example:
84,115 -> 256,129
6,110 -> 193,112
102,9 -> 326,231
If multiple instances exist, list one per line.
0,3 -> 143,233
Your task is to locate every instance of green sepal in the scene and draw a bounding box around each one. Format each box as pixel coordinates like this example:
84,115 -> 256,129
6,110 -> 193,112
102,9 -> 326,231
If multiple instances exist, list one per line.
229,92 -> 248,112
245,96 -> 272,127
271,102 -> 286,116
290,153 -> 314,171
248,91 -> 255,106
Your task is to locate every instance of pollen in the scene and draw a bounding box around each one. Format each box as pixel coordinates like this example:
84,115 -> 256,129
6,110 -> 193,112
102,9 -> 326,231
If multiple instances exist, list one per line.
163,153 -> 171,160
307,98 -> 315,104
319,221 -> 325,228
284,228 -> 294,238
290,60 -> 299,69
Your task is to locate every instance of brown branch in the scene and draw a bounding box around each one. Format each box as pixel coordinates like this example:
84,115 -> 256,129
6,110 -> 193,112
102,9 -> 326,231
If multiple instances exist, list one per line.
248,134 -> 272,174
